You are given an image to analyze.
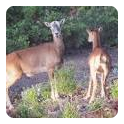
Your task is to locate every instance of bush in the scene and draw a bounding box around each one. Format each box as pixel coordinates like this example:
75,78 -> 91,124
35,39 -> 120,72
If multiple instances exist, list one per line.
6,6 -> 118,53
16,87 -> 44,118
16,100 -> 44,118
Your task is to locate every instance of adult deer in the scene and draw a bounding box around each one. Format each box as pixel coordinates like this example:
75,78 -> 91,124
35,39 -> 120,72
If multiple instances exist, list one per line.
85,27 -> 111,103
6,19 -> 65,111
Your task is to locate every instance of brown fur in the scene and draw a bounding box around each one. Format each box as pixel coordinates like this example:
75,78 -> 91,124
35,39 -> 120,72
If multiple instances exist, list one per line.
6,21 -> 65,111
85,28 -> 111,103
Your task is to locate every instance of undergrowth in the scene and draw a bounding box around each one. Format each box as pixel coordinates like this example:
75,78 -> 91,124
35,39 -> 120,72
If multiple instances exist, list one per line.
55,66 -> 77,95
110,79 -> 118,100
11,68 -> 118,118
61,102 -> 80,118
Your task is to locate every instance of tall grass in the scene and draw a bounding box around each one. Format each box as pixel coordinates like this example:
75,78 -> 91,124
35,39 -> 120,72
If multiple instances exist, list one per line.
55,66 -> 77,95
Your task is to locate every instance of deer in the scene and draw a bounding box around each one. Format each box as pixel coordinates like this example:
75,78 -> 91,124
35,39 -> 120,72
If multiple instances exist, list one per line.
6,19 -> 65,111
84,27 -> 111,103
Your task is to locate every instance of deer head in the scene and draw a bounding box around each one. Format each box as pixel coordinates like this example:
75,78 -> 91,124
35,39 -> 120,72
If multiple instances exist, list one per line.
86,27 -> 103,43
44,19 -> 65,38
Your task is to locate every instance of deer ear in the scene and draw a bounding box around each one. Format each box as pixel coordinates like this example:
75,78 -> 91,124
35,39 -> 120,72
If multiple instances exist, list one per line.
60,18 -> 65,25
98,27 -> 103,32
44,22 -> 50,27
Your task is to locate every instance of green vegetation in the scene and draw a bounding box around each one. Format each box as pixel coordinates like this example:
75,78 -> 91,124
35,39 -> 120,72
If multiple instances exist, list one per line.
62,102 -> 80,118
6,6 -> 118,53
88,98 -> 104,111
13,69 -> 118,118
6,6 -> 118,118
15,67 -> 77,118
14,78 -> 118,118
55,66 -> 76,95
110,79 -> 118,100
40,85 -> 51,100
16,100 -> 44,118
16,87 -> 44,118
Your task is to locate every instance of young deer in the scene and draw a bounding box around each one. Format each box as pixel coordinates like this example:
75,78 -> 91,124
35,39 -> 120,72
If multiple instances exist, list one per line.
6,19 -> 65,111
85,27 -> 111,103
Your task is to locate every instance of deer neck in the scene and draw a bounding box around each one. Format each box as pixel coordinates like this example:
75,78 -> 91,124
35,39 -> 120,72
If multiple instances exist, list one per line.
53,36 -> 65,56
92,33 -> 101,51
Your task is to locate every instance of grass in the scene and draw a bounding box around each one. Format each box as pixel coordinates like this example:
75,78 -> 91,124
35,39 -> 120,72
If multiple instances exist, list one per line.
16,86 -> 45,118
87,98 -> 104,111
16,101 -> 44,118
11,67 -> 118,118
61,102 -> 80,118
36,84 -> 51,101
110,79 -> 118,100
55,66 -> 77,95
15,67 -> 77,118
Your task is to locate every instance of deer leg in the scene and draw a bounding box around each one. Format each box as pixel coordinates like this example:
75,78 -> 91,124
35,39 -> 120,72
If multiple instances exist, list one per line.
48,69 -> 56,101
101,66 -> 109,98
6,87 -> 14,111
101,73 -> 105,98
50,80 -> 56,100
89,73 -> 97,103
54,78 -> 59,99
84,77 -> 92,99
6,68 -> 22,111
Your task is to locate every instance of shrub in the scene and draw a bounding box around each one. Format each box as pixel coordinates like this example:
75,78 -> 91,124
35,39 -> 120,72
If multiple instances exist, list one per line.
16,85 -> 46,118
6,6 -> 118,53
16,100 -> 44,118
62,102 -> 80,118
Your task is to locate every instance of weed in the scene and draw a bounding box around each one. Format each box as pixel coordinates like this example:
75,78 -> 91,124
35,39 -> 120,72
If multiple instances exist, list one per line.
36,84 -> 51,101
110,79 -> 118,100
61,102 -> 80,118
55,66 -> 76,95
88,98 -> 104,111
16,85 -> 46,118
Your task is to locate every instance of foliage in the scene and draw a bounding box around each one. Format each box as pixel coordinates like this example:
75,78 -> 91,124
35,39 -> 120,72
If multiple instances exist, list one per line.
62,102 -> 80,118
55,66 -> 77,95
16,86 -> 44,118
110,79 -> 118,100
15,66 -> 78,118
6,6 -> 118,53
88,98 -> 104,111
16,100 -> 44,118
38,84 -> 51,101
